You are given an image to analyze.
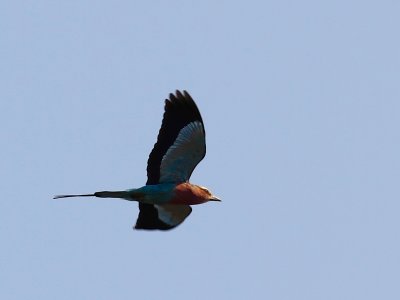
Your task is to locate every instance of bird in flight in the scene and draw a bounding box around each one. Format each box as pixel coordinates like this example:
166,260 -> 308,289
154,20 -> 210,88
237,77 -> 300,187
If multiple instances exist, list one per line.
54,90 -> 220,230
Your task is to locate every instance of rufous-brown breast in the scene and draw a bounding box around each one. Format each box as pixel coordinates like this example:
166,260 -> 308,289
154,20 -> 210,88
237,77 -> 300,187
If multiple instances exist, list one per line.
170,182 -> 210,205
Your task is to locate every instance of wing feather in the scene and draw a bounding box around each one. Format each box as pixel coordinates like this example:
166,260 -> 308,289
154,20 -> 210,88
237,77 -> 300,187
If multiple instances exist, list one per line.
146,90 -> 206,184
135,90 -> 205,230
134,203 -> 192,230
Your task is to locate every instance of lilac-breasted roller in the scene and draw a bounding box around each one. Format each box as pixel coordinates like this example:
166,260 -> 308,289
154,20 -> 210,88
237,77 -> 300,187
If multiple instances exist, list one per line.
54,90 -> 220,230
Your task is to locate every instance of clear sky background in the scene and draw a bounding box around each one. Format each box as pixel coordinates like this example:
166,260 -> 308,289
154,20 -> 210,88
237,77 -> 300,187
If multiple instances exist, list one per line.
2,1 -> 399,299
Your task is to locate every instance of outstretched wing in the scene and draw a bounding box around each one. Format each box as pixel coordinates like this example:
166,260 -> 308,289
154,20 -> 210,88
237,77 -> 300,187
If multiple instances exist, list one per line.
135,203 -> 192,230
134,90 -> 205,231
146,90 -> 206,184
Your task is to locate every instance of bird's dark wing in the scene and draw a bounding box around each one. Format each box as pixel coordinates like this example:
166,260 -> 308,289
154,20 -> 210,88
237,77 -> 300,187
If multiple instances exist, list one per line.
134,91 -> 205,231
134,203 -> 192,230
146,90 -> 206,185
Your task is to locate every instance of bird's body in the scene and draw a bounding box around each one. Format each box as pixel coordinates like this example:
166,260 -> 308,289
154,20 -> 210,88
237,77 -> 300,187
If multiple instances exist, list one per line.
82,183 -> 214,205
55,90 -> 219,230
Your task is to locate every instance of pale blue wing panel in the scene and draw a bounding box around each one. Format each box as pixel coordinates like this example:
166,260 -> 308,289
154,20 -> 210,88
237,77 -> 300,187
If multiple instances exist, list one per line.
159,120 -> 205,183
154,204 -> 192,227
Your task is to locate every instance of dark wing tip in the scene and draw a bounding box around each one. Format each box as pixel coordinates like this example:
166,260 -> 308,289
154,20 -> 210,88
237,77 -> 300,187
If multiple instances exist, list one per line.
167,89 -> 195,104
182,90 -> 192,99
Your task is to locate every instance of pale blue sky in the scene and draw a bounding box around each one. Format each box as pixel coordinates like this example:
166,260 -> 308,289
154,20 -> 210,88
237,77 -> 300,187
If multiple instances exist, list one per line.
2,1 -> 400,299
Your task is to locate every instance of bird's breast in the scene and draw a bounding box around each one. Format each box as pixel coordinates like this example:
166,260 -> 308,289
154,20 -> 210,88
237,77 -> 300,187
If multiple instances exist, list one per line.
170,182 -> 209,205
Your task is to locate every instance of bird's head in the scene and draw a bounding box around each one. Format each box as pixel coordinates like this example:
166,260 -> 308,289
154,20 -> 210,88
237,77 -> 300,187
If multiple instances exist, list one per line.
198,186 -> 221,202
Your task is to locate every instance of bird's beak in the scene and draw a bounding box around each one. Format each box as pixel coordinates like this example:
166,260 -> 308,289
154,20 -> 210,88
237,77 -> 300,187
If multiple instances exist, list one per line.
209,195 -> 221,202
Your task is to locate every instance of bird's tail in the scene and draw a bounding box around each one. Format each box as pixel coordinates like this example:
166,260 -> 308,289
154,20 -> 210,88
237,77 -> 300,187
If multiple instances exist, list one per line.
53,193 -> 95,199
53,191 -> 129,200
